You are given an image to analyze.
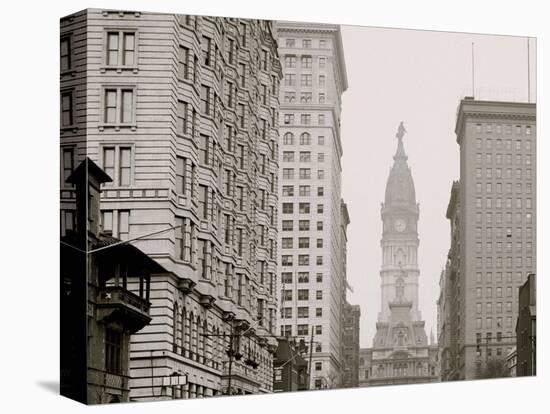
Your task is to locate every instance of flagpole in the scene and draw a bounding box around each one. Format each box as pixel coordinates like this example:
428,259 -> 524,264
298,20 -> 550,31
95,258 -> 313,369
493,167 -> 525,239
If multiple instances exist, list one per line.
527,37 -> 530,103
471,42 -> 475,98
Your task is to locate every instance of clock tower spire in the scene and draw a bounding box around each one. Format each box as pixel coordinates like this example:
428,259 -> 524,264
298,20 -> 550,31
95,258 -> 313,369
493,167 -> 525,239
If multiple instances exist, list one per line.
379,122 -> 420,322
364,123 -> 439,386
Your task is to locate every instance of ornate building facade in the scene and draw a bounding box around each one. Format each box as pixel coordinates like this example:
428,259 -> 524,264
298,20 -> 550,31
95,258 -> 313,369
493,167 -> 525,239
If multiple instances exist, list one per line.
61,9 -> 283,400
361,124 -> 438,386
276,22 -> 349,389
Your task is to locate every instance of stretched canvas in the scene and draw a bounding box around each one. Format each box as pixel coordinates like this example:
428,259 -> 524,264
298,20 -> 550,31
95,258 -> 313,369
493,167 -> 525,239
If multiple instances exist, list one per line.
59,8 -> 536,404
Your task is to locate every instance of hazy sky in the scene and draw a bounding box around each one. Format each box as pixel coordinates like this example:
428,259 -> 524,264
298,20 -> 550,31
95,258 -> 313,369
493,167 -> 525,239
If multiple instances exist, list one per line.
339,26 -> 536,347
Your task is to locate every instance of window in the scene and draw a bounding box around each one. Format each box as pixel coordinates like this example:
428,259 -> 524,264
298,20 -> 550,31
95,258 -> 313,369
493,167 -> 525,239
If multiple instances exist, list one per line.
282,220 -> 293,231
60,91 -> 73,127
303,39 -> 311,48
316,239 -> 323,248
298,307 -> 309,318
102,146 -> 132,186
301,114 -> 311,125
317,204 -> 324,214
300,151 -> 311,162
198,185 -> 208,220
105,329 -> 122,374
316,308 -> 323,317
282,238 -> 293,249
300,133 -> 311,145
282,255 -> 293,266
176,156 -> 188,195
200,85 -> 211,116
319,75 -> 325,87
282,272 -> 293,284
283,185 -> 294,196
103,87 -> 135,125
299,203 -> 310,214
282,203 -> 294,214
301,55 -> 312,68
61,147 -> 75,186
298,289 -> 309,300
106,31 -> 136,66
297,325 -> 308,335
283,132 -> 294,145
298,272 -> 309,282
317,221 -> 323,230
317,170 -> 325,179
317,187 -> 324,196
299,220 -> 310,231
316,273 -> 323,282
318,136 -> 325,145
318,114 -> 325,125
285,55 -> 297,68
316,290 -> 323,300
284,114 -> 294,125
298,255 -> 309,266
285,38 -> 295,47
299,185 -> 310,197
315,362 -> 322,372
201,36 -> 211,66
316,256 -> 323,265
178,46 -> 190,79
315,325 -> 322,335
299,168 -> 311,179
60,36 -> 72,72
319,57 -> 326,68
285,74 -> 296,87
283,168 -> 294,180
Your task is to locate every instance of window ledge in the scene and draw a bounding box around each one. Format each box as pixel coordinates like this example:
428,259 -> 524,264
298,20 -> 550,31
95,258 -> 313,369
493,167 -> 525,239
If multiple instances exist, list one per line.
100,66 -> 139,74
60,125 -> 78,134
60,69 -> 76,77
99,123 -> 137,132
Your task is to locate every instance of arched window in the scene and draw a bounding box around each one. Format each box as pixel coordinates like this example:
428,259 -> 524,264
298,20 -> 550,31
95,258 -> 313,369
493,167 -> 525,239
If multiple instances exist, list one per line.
196,316 -> 202,360
181,306 -> 187,356
173,302 -> 179,353
283,132 -> 294,145
299,132 -> 311,145
202,320 -> 209,361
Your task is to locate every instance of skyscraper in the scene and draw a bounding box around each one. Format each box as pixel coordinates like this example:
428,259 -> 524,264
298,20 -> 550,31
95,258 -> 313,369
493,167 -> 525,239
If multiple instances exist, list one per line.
442,98 -> 536,380
361,124 -> 438,386
61,9 -> 283,399
276,22 -> 349,389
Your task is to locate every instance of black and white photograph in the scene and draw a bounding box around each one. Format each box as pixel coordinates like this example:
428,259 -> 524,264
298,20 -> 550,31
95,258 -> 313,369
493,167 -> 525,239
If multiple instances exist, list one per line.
57,7 -> 537,404
2,1 -> 547,413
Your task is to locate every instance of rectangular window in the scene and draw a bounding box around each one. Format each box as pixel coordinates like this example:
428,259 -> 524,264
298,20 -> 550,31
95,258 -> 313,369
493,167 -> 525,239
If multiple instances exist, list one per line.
106,31 -> 136,66
60,36 -> 71,71
105,329 -> 122,374
103,88 -> 135,125
61,91 -> 73,127
201,85 -> 211,116
201,36 -> 211,66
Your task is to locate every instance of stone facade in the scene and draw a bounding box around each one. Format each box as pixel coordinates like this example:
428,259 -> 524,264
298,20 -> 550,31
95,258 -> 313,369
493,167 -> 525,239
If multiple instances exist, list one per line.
61,9 -> 283,400
276,22 -> 349,389
341,303 -> 361,388
442,98 -> 536,380
361,126 -> 438,386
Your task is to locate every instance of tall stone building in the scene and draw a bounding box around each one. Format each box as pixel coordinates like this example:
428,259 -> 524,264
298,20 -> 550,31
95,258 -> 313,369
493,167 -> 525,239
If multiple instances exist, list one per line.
61,9 -> 283,400
341,303 -> 361,388
361,124 -> 438,386
441,98 -> 536,380
516,273 -> 536,376
276,22 -> 349,389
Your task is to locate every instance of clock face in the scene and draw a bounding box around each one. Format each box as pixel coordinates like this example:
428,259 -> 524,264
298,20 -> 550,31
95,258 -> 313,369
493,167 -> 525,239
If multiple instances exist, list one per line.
394,219 -> 406,232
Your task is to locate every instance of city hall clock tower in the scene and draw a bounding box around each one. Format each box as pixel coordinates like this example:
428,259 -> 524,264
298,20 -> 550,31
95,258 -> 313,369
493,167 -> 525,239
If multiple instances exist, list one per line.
379,122 -> 421,322
362,122 -> 438,386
